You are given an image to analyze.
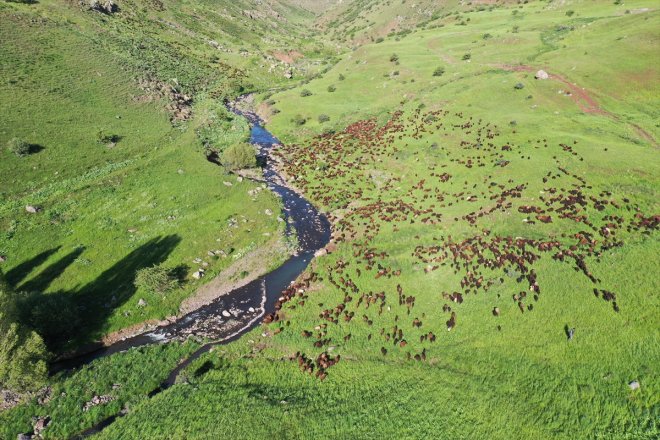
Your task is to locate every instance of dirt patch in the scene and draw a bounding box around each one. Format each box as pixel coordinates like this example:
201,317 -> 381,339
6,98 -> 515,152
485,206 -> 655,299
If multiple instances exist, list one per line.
272,50 -> 304,65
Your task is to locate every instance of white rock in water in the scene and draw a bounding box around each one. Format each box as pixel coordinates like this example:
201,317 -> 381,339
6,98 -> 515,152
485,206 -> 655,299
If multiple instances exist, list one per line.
248,307 -> 255,313
535,69 -> 549,80
222,310 -> 231,317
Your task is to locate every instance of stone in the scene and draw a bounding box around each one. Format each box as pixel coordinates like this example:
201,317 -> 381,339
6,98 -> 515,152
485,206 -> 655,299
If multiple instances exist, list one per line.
535,69 -> 549,80
33,416 -> 50,434
192,270 -> 205,280
223,181 -> 233,186
0,255 -> 6,263
264,209 -> 273,216
221,310 -> 231,317
17,434 -> 32,440
629,380 -> 640,390
25,205 -> 41,214
137,298 -> 147,307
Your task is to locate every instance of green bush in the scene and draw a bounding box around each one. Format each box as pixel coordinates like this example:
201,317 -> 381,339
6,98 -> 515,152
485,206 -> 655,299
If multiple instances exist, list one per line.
338,73 -> 345,81
390,53 -> 399,62
300,89 -> 313,97
433,66 -> 445,77
462,53 -> 471,61
327,85 -> 336,93
318,114 -> 330,123
0,273 -> 49,392
6,138 -> 30,157
221,142 -> 257,171
514,82 -> 525,90
291,114 -> 307,126
134,265 -> 181,295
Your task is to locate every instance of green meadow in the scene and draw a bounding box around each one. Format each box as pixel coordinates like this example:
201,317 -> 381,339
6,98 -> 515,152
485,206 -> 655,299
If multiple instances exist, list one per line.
0,0 -> 658,439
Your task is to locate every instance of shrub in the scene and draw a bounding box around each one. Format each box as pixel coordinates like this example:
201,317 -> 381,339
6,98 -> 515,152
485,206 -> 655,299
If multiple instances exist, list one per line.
318,114 -> 330,123
482,33 -> 492,40
462,53 -> 471,61
300,89 -> 312,97
375,37 -> 384,43
566,10 -> 575,17
514,82 -> 525,90
134,266 -> 180,295
327,85 -> 336,93
390,53 -> 399,62
6,138 -> 30,157
97,130 -> 120,145
433,66 -> 445,77
221,142 -> 257,170
338,73 -> 345,81
292,114 -> 307,126
0,274 -> 49,392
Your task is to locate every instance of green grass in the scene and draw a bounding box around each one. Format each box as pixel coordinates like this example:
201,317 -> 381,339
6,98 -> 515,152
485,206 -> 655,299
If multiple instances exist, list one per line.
0,342 -> 200,440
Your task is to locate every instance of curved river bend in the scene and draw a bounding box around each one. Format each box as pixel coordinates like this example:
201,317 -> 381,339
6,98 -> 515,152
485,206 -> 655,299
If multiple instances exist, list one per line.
64,101 -> 331,437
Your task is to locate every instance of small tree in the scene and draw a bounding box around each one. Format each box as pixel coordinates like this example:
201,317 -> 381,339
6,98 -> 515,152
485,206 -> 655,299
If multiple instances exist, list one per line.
221,143 -> 257,170
433,66 -> 445,77
6,138 -> 30,157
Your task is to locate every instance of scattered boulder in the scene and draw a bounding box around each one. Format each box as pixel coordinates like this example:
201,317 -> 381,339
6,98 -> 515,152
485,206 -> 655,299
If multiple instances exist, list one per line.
192,269 -> 205,280
137,298 -> 147,307
88,0 -> 118,14
0,255 -> 6,263
25,205 -> 41,214
535,69 -> 549,80
629,380 -> 640,390
82,395 -> 115,411
32,416 -> 50,435
17,434 -> 32,440
264,209 -> 273,216
221,310 -> 231,318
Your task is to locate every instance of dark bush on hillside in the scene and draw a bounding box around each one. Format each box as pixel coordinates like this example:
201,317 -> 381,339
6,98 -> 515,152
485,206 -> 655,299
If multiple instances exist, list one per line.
6,138 -> 31,157
338,74 -> 345,81
514,82 -> 525,90
300,89 -> 313,97
134,266 -> 181,295
375,37 -> 384,43
0,273 -> 49,392
97,130 -> 121,145
318,114 -> 330,123
566,10 -> 575,16
222,143 -> 257,170
390,54 -> 399,62
327,85 -> 336,93
462,53 -> 471,61
5,0 -> 37,3
292,114 -> 307,126
433,66 -> 445,77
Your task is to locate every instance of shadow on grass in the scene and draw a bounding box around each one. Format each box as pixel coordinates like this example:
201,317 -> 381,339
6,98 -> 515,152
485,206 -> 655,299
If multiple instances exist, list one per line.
4,246 -> 61,286
12,235 -> 181,354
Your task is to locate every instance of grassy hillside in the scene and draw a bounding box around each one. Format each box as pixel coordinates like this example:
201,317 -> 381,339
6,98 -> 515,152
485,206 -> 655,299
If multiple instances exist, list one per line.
0,0 -> 658,439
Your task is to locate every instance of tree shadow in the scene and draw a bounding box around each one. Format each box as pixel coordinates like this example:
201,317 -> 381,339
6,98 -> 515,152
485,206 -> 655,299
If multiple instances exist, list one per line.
4,247 -> 61,287
19,247 -> 85,293
16,235 -> 181,353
